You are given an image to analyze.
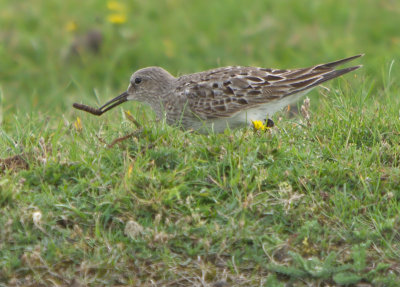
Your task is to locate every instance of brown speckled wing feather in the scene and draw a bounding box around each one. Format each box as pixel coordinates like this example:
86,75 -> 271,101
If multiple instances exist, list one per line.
177,55 -> 363,119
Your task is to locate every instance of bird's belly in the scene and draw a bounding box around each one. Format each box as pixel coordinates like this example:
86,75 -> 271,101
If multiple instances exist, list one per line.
203,91 -> 309,132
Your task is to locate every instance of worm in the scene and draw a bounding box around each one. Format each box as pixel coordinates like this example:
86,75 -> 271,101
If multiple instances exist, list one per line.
73,103 -> 103,116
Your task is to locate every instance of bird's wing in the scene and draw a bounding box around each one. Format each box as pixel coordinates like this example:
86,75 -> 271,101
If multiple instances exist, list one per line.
177,54 -> 363,119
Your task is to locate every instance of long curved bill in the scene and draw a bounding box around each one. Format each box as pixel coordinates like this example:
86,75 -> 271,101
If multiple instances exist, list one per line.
99,91 -> 129,113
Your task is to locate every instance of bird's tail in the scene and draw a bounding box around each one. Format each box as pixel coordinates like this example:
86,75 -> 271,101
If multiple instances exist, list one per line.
283,54 -> 364,96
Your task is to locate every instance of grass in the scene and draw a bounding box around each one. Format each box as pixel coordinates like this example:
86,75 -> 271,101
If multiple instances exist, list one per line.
1,0 -> 400,286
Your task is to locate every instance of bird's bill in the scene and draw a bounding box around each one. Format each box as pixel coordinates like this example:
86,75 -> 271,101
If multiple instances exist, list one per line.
99,91 -> 129,113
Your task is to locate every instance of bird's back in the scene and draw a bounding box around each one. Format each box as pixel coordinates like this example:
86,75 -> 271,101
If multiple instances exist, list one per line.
171,55 -> 363,132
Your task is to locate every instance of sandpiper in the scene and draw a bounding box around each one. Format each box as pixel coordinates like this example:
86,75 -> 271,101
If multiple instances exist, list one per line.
74,54 -> 363,132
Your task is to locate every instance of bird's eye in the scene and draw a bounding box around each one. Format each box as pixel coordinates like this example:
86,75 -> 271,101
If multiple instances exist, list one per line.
135,77 -> 142,84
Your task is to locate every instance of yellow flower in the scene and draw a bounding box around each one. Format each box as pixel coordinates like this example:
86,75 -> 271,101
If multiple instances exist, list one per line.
252,120 -> 266,131
65,20 -> 77,32
74,117 -> 82,132
124,110 -> 134,121
124,110 -> 141,128
163,39 -> 175,58
127,164 -> 133,178
107,1 -> 125,11
107,13 -> 127,24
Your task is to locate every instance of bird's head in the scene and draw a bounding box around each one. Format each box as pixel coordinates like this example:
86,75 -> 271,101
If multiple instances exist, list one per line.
99,67 -> 176,113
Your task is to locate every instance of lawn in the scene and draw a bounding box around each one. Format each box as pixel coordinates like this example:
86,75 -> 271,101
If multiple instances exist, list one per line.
1,0 -> 400,286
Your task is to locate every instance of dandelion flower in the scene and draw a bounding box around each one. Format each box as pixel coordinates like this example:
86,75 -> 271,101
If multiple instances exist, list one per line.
65,21 -> 77,32
107,13 -> 127,24
252,120 -> 266,131
107,1 -> 125,11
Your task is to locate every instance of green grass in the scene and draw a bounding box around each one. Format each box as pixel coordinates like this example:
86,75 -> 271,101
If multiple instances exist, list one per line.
1,0 -> 400,286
